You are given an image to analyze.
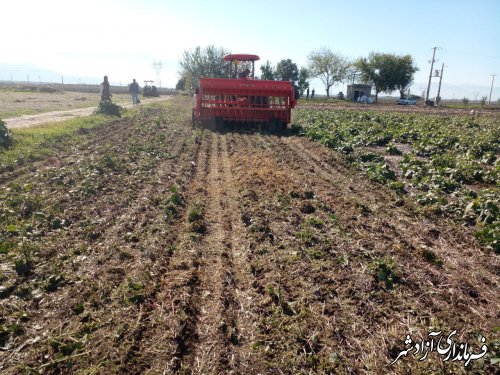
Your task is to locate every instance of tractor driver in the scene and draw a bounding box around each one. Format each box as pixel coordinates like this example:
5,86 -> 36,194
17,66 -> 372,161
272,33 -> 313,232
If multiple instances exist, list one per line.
238,68 -> 250,79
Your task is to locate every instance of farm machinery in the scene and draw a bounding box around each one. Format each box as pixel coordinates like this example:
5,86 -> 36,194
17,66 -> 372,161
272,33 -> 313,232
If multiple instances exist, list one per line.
192,54 -> 296,131
143,80 -> 159,97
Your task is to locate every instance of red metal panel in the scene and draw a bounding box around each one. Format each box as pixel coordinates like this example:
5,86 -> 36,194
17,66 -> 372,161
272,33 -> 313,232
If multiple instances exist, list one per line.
223,54 -> 260,62
195,77 -> 296,124
199,78 -> 295,101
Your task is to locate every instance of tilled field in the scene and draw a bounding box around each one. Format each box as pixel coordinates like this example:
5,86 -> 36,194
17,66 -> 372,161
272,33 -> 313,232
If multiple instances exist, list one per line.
0,98 -> 498,374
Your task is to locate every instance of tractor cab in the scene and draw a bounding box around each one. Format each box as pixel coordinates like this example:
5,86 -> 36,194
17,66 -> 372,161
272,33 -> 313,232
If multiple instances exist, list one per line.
224,54 -> 259,79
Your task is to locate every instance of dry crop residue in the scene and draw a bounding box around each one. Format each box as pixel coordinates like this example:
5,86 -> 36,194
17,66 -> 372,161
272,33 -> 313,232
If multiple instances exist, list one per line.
0,97 -> 498,374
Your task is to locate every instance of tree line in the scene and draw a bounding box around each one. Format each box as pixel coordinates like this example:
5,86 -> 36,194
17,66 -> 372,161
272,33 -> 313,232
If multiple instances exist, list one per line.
177,46 -> 418,101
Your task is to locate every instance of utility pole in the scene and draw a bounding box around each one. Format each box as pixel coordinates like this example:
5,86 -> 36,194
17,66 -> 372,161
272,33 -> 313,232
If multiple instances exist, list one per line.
425,47 -> 437,104
152,60 -> 164,87
436,63 -> 444,105
488,73 -> 496,105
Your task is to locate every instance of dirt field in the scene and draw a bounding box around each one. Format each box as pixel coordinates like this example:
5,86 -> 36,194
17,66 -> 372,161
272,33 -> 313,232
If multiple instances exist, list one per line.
3,97 -> 170,129
0,90 -> 131,119
0,97 -> 498,374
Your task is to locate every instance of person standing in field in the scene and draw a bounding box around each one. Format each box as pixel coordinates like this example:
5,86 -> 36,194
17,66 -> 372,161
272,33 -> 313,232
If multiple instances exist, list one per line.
306,87 -> 310,98
129,79 -> 140,105
100,76 -> 112,101
311,88 -> 315,99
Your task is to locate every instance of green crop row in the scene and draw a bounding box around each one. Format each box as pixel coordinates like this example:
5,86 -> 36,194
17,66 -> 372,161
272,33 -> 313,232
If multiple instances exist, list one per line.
294,109 -> 499,251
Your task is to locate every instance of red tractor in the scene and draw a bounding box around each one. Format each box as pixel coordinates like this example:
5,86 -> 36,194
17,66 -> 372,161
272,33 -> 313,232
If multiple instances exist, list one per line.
192,54 -> 296,131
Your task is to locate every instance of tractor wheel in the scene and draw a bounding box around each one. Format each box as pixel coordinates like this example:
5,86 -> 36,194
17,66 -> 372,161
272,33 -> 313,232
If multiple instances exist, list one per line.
208,117 -> 217,131
201,118 -> 213,131
215,116 -> 224,132
269,119 -> 280,133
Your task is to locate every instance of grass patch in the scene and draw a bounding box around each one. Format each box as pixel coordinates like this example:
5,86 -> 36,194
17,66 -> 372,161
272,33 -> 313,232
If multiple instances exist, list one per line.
93,101 -> 123,117
0,115 -> 117,173
372,256 -> 399,290
188,202 -> 206,234
161,186 -> 184,223
188,202 -> 204,223
422,248 -> 444,266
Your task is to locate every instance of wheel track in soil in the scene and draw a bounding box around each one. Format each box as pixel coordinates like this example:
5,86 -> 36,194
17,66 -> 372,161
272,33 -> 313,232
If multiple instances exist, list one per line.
113,129 -> 202,373
229,130 -> 367,371
224,131 -> 304,372
106,128 -> 209,373
219,133 -> 264,371
185,132 -> 238,373
144,130 -> 263,373
149,130 -> 212,373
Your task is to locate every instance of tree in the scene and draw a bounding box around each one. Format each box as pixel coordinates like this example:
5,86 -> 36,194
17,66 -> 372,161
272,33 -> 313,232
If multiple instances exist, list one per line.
394,55 -> 419,98
308,48 -> 350,98
261,59 -> 307,99
355,52 -> 418,102
275,59 -> 299,82
178,45 -> 230,91
175,76 -> 185,90
297,67 -> 310,97
355,53 -> 393,102
276,59 -> 303,99
260,60 -> 275,80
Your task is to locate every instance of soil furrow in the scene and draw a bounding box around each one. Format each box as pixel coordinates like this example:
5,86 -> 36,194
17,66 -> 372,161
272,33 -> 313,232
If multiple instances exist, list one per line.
154,130 -> 213,373
185,133 -> 236,373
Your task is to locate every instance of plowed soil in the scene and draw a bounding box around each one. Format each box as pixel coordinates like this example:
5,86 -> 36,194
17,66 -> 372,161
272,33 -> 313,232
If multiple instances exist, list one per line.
0,97 -> 498,374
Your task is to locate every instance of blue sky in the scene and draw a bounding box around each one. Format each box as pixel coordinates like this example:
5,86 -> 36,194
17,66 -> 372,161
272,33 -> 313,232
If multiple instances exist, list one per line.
1,0 -> 499,99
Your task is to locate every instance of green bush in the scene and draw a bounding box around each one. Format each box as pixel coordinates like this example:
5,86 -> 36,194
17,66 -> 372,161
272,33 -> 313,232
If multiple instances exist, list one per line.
94,101 -> 123,117
0,119 -> 13,149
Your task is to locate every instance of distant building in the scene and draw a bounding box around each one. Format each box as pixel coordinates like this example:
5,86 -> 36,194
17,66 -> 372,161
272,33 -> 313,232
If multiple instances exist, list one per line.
347,84 -> 372,101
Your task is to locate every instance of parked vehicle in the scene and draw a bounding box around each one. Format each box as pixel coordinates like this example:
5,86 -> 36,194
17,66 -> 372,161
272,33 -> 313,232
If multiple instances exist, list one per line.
396,97 -> 417,105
